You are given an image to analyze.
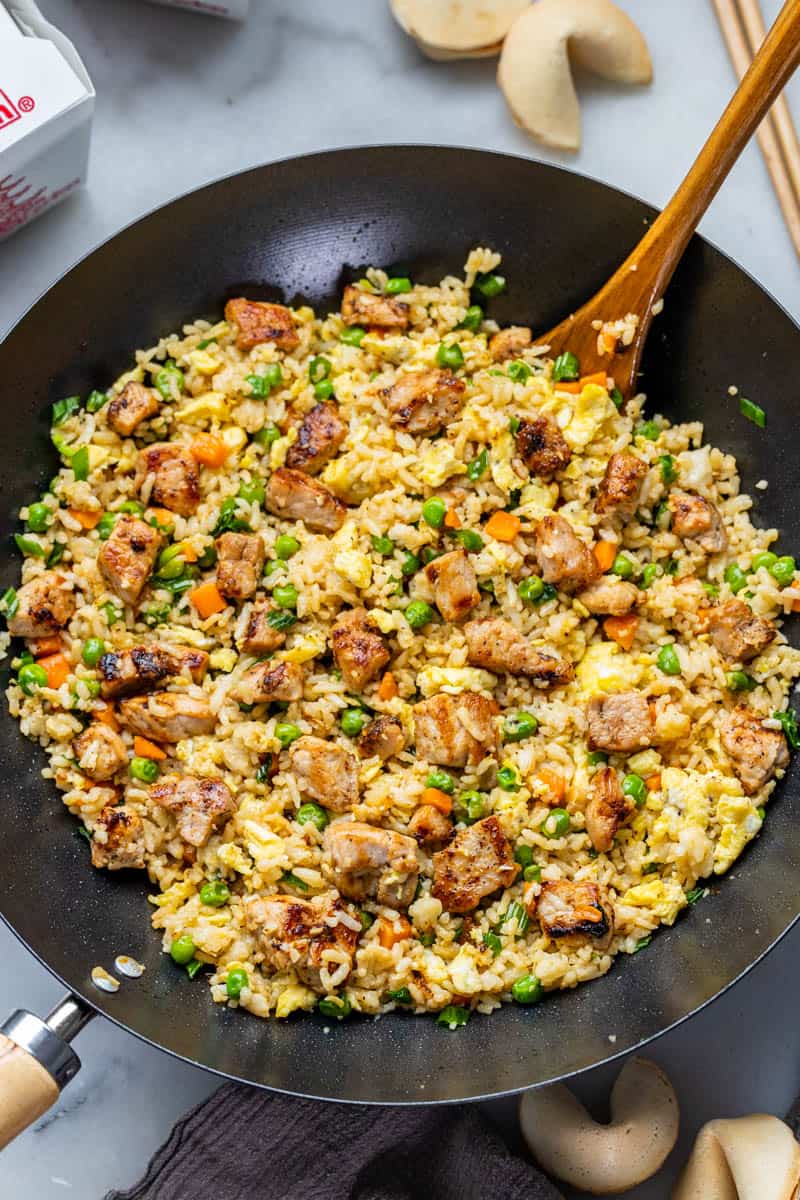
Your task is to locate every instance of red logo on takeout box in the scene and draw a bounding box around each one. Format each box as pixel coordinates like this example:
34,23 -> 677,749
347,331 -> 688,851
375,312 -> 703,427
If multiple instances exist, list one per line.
0,89 -> 35,132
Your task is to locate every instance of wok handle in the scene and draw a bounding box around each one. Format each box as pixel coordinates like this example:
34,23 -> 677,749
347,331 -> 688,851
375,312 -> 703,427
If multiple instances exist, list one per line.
0,995 -> 92,1150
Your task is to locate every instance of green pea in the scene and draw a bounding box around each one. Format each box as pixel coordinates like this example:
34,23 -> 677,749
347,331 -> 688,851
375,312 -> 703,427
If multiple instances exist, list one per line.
636,421 -> 660,441
497,765 -> 519,791
770,556 -> 796,587
640,563 -> 659,589
18,663 -> 48,695
341,708 -> 368,737
435,342 -> 465,370
340,326 -> 366,346
385,276 -> 412,295
14,534 -> 45,558
757,806 -> 766,821
272,584 -> 298,609
507,360 -> 531,384
309,356 -> 331,384
504,712 -> 538,742
86,390 -> 109,413
263,364 -> 284,391
454,529 -> 484,552
405,600 -> 434,630
622,773 -> 647,807
728,670 -> 757,692
541,808 -> 571,838
253,423 -> 281,446
297,802 -> 329,831
422,497 -> 446,528
657,643 -> 682,676
197,543 -> 218,570
724,563 -> 748,594
459,791 -> 485,823
263,559 -> 286,578
26,502 -> 50,533
155,362 -> 184,401
81,638 -> 105,667
318,995 -> 352,1019
467,449 -> 489,481
475,272 -> 506,298
130,757 -> 160,783
225,967 -> 249,999
245,373 -> 269,398
371,535 -> 394,556
512,974 -> 543,1005
611,553 -> 634,579
524,864 -> 542,882
518,575 -> 545,603
275,722 -> 302,748
426,769 -> 455,794
200,880 -> 230,907
119,500 -> 145,516
552,351 -> 580,382
458,305 -> 483,332
314,379 -> 334,401
751,551 -> 777,572
169,935 -> 196,965
97,513 -> 119,540
514,845 -> 534,869
237,479 -> 266,505
401,551 -> 420,576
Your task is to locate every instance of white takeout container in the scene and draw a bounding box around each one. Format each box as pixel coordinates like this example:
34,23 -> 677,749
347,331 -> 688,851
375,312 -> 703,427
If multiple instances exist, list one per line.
144,0 -> 249,17
0,0 -> 94,241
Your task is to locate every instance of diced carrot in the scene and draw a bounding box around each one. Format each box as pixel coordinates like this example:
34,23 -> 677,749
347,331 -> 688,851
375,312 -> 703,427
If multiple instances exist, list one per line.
579,372 -> 609,389
39,652 -> 70,690
147,507 -> 175,528
645,773 -> 662,792
180,543 -> 198,563
555,380 -> 581,394
190,433 -> 229,468
377,671 -> 398,701
791,598 -> 800,613
485,511 -> 521,542
533,767 -> 565,803
593,540 -> 617,572
67,508 -> 102,530
444,507 -> 461,530
599,331 -> 619,356
133,736 -> 167,761
421,787 -> 453,815
377,915 -> 413,950
30,636 -> 62,658
189,581 -> 227,618
95,703 -> 119,731
603,614 -> 639,651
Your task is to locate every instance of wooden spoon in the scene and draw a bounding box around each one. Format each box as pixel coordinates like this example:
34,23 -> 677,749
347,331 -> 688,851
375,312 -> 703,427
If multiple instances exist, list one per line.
539,0 -> 800,399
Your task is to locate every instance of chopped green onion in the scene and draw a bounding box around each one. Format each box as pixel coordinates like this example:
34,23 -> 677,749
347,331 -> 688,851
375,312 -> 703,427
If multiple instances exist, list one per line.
483,931 -> 502,957
552,352 -> 579,382
685,886 -> 708,906
610,387 -> 624,409
739,396 -> 766,428
280,870 -> 309,892
507,360 -> 531,384
386,987 -> 413,1005
635,420 -> 660,441
475,273 -> 505,299
500,900 -> 529,935
246,373 -> 270,398
266,609 -> 297,632
318,995 -> 352,1019
339,326 -> 366,347
14,534 -> 45,558
86,390 -> 109,413
385,276 -> 412,295
71,446 -> 89,481
457,305 -> 483,332
587,750 -> 608,765
773,708 -> 799,750
727,670 -> 757,692
185,959 -> 204,980
154,362 -> 184,401
633,935 -> 652,953
437,1004 -> 470,1029
435,342 -> 465,370
511,974 -> 543,1005
0,587 -> 19,618
467,449 -> 489,481
52,396 -> 80,426
658,454 -> 677,484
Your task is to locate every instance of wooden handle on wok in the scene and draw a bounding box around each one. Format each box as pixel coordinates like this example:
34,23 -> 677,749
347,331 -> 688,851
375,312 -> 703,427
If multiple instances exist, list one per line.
0,1032 -> 59,1149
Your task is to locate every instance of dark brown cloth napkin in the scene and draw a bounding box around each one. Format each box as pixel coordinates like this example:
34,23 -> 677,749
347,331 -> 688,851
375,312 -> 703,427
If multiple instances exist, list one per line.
105,1083 -> 564,1200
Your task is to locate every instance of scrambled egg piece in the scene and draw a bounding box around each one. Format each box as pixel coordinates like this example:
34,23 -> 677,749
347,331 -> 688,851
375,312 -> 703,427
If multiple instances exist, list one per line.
176,391 -> 229,422
209,647 -> 238,673
269,427 -> 297,470
416,666 -> 497,696
88,445 -> 110,470
275,984 -> 316,1019
187,349 -> 221,375
714,793 -> 762,874
418,442 -> 465,488
562,384 -> 616,451
517,481 -> 558,522
448,946 -> 485,995
217,842 -> 253,875
490,431 -> 526,494
621,877 -> 687,925
321,455 -> 372,503
149,878 -> 196,909
334,548 -> 372,589
576,642 -> 644,695
280,632 -> 326,664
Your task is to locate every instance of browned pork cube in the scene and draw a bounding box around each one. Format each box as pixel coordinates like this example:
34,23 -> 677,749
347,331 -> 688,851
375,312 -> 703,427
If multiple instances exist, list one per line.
136,443 -> 200,517
150,775 -> 236,846
323,821 -> 420,908
594,452 -> 647,518
107,381 -> 160,436
577,577 -> 639,616
408,804 -> 452,847
7,571 -> 75,638
91,805 -> 147,871
289,736 -> 359,813
536,880 -> 614,949
233,660 -> 304,706
215,532 -> 265,600
286,402 -> 347,475
584,767 -> 634,853
119,692 -> 215,743
668,491 -> 728,554
531,514 -> 599,592
98,517 -> 163,607
244,892 -> 359,992
224,298 -> 299,352
464,618 -> 574,686
705,600 -> 776,663
237,601 -> 288,655
265,467 -> 347,533
331,608 -> 390,692
358,715 -> 406,761
432,816 -> 518,913
489,326 -> 532,362
515,416 -> 571,478
720,706 -> 790,795
382,368 -> 465,436
74,723 -> 128,782
99,644 -> 208,699
586,690 -> 654,754
413,692 -> 498,767
341,284 -> 410,330
425,549 -> 480,623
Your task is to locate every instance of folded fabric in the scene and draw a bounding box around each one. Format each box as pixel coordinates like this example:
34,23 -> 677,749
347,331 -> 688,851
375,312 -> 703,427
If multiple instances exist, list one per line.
106,1084 -> 565,1200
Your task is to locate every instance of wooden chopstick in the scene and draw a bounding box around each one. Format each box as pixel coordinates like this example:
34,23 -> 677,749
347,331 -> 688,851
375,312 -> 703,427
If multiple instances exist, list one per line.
711,0 -> 800,258
737,0 -> 800,203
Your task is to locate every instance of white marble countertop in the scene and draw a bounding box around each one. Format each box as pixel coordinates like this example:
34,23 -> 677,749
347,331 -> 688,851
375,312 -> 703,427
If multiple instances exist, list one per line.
0,1 -> 798,1196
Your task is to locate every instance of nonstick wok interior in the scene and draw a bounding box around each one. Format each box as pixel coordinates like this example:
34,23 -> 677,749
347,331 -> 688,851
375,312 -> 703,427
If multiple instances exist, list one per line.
0,147 -> 798,1103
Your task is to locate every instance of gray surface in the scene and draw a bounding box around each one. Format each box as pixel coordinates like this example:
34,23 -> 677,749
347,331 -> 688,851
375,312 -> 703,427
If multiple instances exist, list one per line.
0,0 -> 798,1195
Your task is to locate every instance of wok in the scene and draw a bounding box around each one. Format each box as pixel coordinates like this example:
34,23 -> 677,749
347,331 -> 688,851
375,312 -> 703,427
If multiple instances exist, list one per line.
1,146 -> 799,1117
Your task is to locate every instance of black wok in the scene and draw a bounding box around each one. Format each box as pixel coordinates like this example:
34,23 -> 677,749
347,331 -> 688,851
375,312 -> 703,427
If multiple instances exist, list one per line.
1,146 -> 799,1107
